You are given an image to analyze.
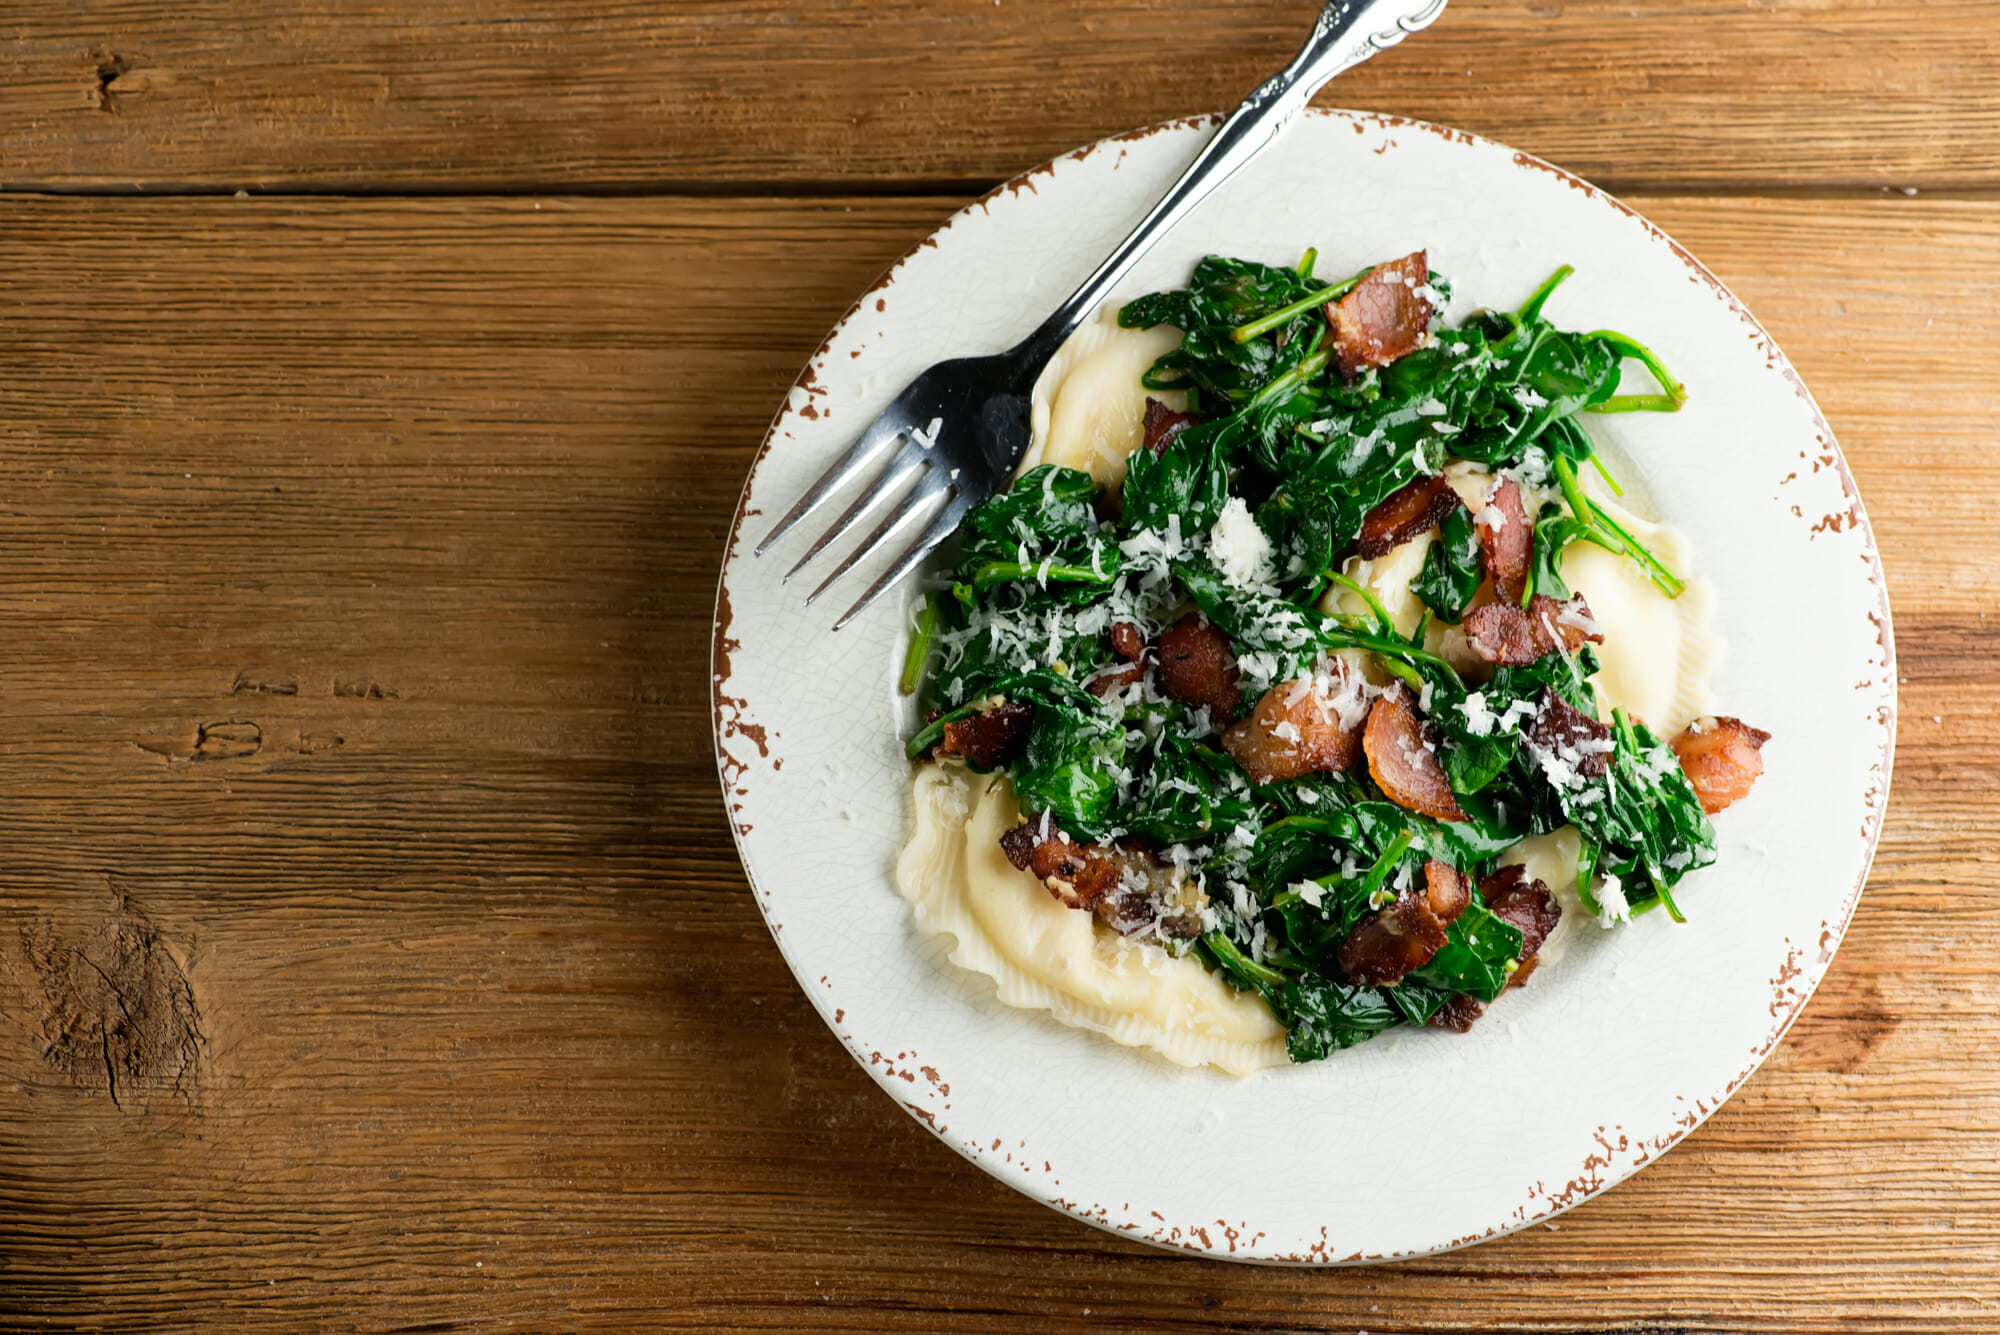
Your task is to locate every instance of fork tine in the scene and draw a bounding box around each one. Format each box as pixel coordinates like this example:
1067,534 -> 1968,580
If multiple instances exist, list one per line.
780,438 -> 928,582
803,470 -> 951,609
831,493 -> 971,631
755,411 -> 906,557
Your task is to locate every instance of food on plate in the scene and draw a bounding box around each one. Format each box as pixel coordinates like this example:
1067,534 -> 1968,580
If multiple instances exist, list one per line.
893,248 -> 1766,1070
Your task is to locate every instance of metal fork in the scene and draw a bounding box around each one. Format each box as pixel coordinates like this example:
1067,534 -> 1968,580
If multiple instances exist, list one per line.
756,0 -> 1450,630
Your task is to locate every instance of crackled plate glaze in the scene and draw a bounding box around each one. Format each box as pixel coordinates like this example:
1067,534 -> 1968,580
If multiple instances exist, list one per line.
712,110 -> 1894,1262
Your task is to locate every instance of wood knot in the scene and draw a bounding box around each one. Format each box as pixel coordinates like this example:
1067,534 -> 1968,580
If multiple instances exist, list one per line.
21,908 -> 202,1108
136,720 -> 264,762
92,52 -> 130,113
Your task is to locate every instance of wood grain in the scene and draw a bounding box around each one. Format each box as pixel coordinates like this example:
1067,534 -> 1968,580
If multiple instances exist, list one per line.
3,1 -> 1998,193
0,193 -> 1992,1330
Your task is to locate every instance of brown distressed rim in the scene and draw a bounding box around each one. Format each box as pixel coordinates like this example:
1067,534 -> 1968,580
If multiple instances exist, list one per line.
710,107 -> 1898,1264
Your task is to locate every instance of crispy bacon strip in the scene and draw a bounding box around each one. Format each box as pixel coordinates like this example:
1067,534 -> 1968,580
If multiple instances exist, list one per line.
1427,993 -> 1486,1033
1086,623 -> 1150,698
1671,715 -> 1771,814
1463,593 -> 1603,666
1108,621 -> 1146,662
937,699 -> 1033,770
1000,816 -> 1088,883
1085,662 -> 1144,698
1156,613 -> 1242,722
1326,250 -> 1434,380
1356,473 -> 1462,559
1220,668 -> 1364,787
1526,688 -> 1614,782
1141,398 -> 1202,455
1427,865 -> 1565,1030
1337,858 -> 1470,987
999,818 -> 1204,938
1363,685 -> 1466,821
1478,477 -> 1532,606
1481,863 -> 1562,990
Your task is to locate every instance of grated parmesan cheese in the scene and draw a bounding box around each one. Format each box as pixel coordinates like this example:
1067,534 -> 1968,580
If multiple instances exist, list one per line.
1595,873 -> 1631,928
1208,497 -> 1276,592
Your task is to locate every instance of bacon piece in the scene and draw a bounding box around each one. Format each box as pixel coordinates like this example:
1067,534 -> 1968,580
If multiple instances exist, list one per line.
1427,993 -> 1486,1033
1156,613 -> 1242,721
1671,715 -> 1771,814
937,699 -> 1033,770
1141,398 -> 1202,455
1363,685 -> 1466,821
1108,621 -> 1146,662
1525,688 -> 1615,783
1001,816 -> 1086,881
1220,667 -> 1364,787
1085,662 -> 1145,698
1481,863 -> 1562,989
1477,477 -> 1532,606
1337,859 -> 1470,987
998,818 -> 1204,938
1424,866 -> 1565,1031
1325,250 -> 1434,380
1356,473 -> 1462,559
1463,593 -> 1603,666
1462,601 -> 1537,665
1086,622 -> 1151,697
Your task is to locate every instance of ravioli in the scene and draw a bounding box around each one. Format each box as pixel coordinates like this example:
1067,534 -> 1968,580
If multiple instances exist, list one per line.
1016,304 -> 1186,495
896,763 -> 1288,1075
894,299 -> 1722,1073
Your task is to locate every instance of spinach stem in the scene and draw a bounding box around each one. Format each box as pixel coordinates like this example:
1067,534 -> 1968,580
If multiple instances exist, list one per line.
1552,456 -> 1686,599
1248,347 -> 1330,407
899,595 -> 938,695
904,723 -> 942,760
1262,815 -> 1337,838
1650,878 -> 1687,924
905,702 -> 974,760
1203,931 -> 1289,988
969,560 -> 1115,591
1517,264 -> 1575,324
1589,392 -> 1684,414
1323,571 -> 1395,636
1322,625 -> 1465,690
1575,838 -> 1603,916
1296,247 -> 1318,281
1228,270 -> 1367,345
1354,828 -> 1416,903
1588,452 -> 1626,497
1588,498 -> 1686,598
1584,328 -> 1687,410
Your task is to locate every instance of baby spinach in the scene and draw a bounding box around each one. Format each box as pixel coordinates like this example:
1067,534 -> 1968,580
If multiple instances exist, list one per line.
1012,691 -> 1128,842
904,249 -> 1723,1064
1560,711 -> 1717,920
1276,977 -> 1404,1062
1413,504 -> 1483,620
1118,254 -> 1335,411
1407,902 -> 1524,1002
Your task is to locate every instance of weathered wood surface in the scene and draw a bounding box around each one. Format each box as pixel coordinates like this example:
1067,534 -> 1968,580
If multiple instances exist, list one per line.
4,0 -> 1998,192
0,192 -> 1992,1330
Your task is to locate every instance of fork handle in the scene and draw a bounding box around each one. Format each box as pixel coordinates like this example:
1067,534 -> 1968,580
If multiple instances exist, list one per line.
1010,0 -> 1450,368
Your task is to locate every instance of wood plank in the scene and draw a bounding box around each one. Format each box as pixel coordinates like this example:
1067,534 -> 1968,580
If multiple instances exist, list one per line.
3,1 -> 1998,193
0,193 -> 1991,1330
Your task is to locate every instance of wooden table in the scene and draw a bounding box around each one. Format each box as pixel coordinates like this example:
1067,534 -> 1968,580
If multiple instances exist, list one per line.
0,3 -> 1994,1329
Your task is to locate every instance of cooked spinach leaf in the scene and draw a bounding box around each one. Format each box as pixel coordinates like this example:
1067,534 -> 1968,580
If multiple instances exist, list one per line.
904,249 -> 1725,1064
1413,503 -> 1483,620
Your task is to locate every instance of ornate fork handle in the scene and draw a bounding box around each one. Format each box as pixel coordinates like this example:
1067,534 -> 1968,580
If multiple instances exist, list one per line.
1014,0 -> 1450,367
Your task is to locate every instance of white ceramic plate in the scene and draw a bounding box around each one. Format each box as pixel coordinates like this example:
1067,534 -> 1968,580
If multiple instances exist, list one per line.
713,110 -> 1895,1262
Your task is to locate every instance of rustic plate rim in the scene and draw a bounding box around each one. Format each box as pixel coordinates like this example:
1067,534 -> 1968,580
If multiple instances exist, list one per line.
711,107 -> 1897,1262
